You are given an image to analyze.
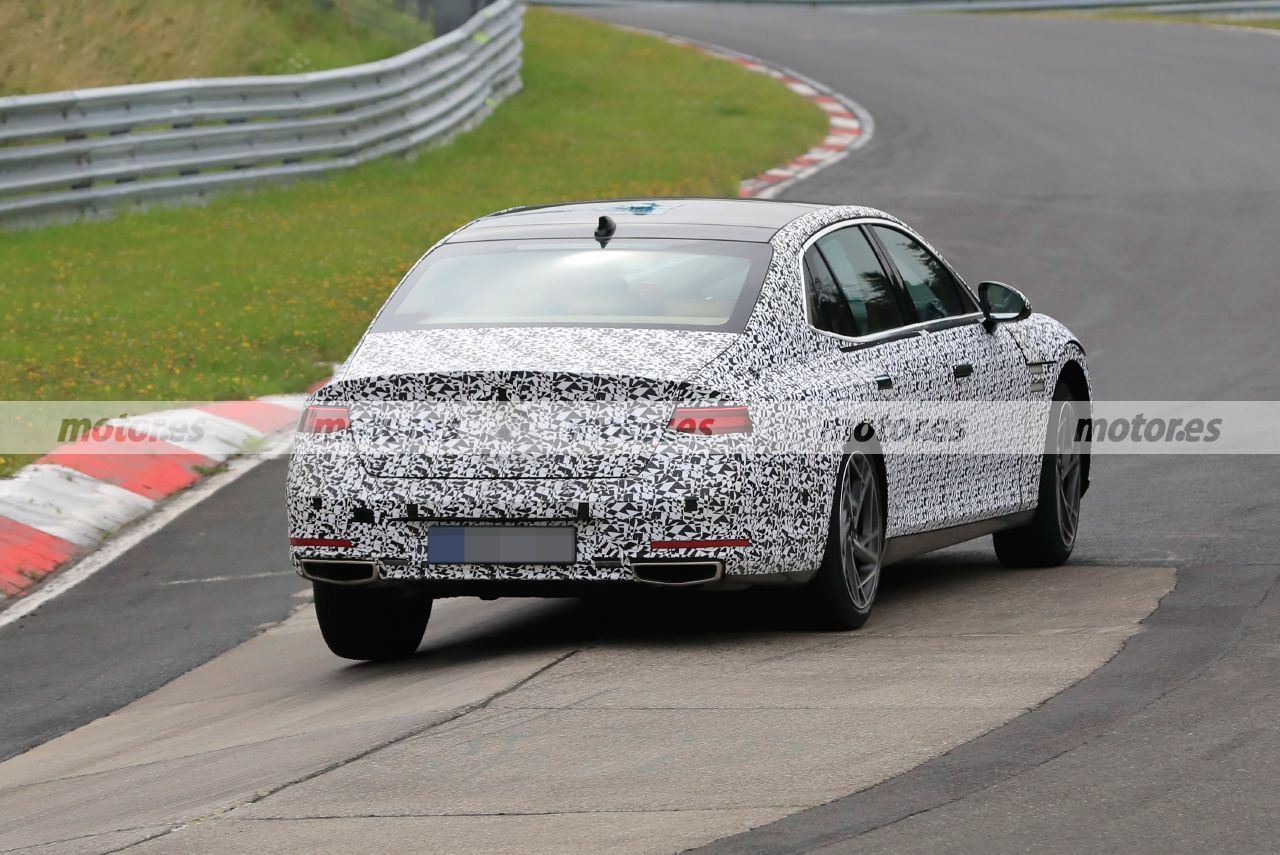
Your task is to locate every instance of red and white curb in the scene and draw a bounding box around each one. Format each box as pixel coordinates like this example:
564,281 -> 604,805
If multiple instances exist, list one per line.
0,397 -> 306,604
616,27 -> 875,199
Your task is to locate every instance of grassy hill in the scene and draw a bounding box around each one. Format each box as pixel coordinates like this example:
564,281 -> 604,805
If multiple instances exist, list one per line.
0,0 -> 433,96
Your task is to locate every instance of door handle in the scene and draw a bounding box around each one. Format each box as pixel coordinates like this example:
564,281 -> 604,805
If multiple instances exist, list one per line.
875,375 -> 894,391
953,363 -> 974,380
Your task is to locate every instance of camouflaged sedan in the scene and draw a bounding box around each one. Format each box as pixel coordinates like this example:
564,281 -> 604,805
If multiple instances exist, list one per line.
288,199 -> 1090,660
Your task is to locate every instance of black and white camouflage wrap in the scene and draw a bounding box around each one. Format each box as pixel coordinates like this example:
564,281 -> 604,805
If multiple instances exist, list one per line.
287,204 -> 1089,586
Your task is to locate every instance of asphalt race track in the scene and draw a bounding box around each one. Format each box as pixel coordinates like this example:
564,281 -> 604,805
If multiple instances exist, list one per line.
3,6 -> 1280,853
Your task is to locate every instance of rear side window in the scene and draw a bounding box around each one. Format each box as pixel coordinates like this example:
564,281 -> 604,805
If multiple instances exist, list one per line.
813,228 -> 907,336
804,249 -> 858,338
871,226 -> 973,321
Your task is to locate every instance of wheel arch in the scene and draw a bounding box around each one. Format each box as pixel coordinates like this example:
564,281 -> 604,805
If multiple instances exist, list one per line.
843,422 -> 890,512
1055,356 -> 1092,496
819,422 -> 887,530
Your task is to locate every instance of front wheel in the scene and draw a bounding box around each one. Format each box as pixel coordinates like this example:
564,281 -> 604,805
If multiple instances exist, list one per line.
993,379 -> 1084,567
806,451 -> 887,630
313,582 -> 432,661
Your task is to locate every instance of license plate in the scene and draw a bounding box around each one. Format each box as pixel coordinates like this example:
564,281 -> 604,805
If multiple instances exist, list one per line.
427,525 -> 577,565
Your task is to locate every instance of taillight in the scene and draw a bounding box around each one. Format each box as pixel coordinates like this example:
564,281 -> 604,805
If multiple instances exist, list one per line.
667,406 -> 752,436
299,405 -> 350,434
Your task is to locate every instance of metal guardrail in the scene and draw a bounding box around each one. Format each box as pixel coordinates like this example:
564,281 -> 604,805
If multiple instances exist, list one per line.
0,0 -> 523,226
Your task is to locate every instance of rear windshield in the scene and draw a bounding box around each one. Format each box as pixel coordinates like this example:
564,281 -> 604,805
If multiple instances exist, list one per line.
372,239 -> 773,332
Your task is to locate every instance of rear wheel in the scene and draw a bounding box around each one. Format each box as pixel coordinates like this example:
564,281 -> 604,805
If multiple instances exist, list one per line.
807,451 -> 886,630
313,582 -> 432,661
993,379 -> 1084,567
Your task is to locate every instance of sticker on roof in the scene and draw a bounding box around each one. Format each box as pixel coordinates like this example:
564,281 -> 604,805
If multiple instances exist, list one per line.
595,201 -> 682,216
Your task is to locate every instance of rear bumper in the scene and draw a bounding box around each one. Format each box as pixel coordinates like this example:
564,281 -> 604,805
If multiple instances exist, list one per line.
286,424 -> 834,584
286,460 -> 790,584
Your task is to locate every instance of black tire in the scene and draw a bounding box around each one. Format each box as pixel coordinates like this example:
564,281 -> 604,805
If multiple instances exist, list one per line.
313,582 -> 432,661
806,450 -> 887,630
993,379 -> 1084,567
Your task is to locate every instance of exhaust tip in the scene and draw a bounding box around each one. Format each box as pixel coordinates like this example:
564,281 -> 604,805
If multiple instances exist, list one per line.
300,559 -> 378,585
631,560 -> 723,587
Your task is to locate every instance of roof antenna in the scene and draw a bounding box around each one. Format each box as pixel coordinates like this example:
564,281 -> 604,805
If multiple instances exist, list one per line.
594,215 -> 616,248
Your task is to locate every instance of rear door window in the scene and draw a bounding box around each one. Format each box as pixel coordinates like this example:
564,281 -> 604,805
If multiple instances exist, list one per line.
803,248 -> 858,338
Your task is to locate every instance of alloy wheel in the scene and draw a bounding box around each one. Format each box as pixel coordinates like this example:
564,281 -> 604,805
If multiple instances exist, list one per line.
1054,400 -> 1083,549
837,453 -> 884,610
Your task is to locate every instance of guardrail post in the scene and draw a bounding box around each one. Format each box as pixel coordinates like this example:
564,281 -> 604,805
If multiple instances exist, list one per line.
434,0 -> 484,34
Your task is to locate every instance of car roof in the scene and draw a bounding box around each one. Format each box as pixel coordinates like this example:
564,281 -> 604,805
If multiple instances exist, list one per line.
445,198 -> 830,243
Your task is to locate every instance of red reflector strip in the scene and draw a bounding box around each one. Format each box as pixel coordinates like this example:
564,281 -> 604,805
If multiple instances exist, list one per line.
668,406 -> 752,435
299,406 -> 350,434
650,538 -> 751,549
289,537 -> 354,548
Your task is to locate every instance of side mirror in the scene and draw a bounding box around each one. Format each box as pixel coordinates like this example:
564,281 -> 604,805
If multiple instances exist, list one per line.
978,281 -> 1032,332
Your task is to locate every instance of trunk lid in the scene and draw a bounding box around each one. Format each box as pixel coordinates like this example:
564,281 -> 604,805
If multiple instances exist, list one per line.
334,328 -> 735,479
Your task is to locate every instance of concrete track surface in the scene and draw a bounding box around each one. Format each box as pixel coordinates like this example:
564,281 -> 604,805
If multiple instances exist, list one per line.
3,6 -> 1280,853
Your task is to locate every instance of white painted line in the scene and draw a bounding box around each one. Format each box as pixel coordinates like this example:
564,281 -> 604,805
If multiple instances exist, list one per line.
0,464 -> 155,546
0,433 -> 293,629
166,570 -> 295,586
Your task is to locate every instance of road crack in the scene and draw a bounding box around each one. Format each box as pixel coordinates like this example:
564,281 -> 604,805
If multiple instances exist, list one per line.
112,648 -> 579,852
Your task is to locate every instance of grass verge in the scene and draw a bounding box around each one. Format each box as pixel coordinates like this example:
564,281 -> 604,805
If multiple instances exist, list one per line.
1111,13 -> 1280,31
0,8 -> 829,474
1027,9 -> 1280,33
0,0 -> 433,96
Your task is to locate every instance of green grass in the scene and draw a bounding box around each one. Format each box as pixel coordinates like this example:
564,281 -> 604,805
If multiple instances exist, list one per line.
1119,13 -> 1280,31
1022,8 -> 1280,32
0,9 -> 828,474
0,0 -> 433,96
